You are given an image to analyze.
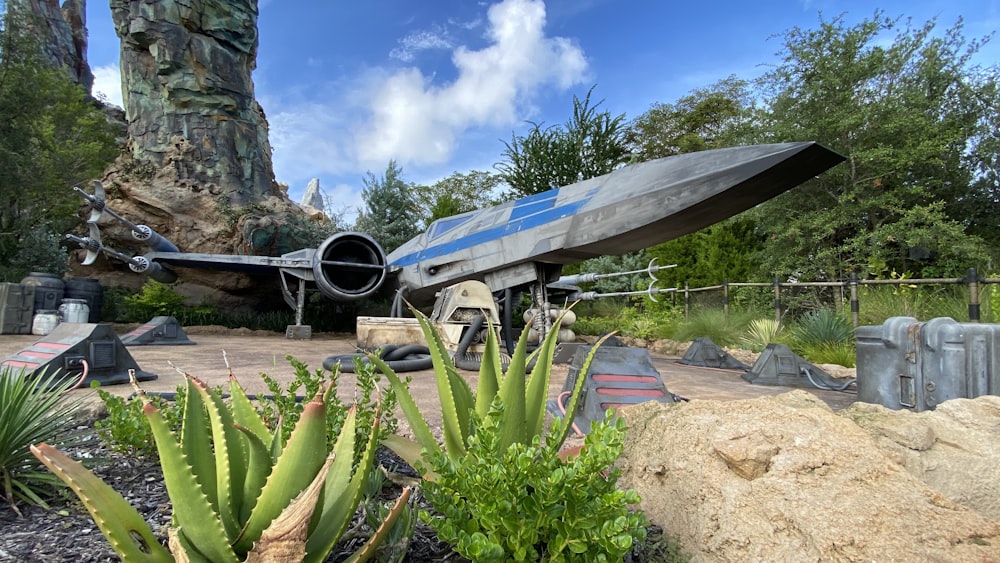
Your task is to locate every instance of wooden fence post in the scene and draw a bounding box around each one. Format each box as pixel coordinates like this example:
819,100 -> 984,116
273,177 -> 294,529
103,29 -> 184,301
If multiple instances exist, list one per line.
684,281 -> 690,320
773,275 -> 781,323
968,268 -> 980,323
723,278 -> 729,322
850,272 -> 859,328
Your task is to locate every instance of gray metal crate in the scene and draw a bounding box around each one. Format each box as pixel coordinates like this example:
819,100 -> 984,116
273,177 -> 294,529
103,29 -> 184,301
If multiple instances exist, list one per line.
0,283 -> 34,335
857,316 -> 1000,411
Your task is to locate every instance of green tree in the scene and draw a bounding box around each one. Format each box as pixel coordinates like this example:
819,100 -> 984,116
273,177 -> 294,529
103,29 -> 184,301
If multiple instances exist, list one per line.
353,160 -> 421,254
0,9 -> 120,281
648,217 -> 765,289
630,79 -> 765,286
628,76 -> 756,161
752,13 -> 995,279
412,170 -> 501,228
495,85 -> 629,198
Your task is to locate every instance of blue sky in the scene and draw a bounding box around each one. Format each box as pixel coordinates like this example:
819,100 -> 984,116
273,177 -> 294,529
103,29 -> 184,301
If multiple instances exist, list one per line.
83,0 -> 999,222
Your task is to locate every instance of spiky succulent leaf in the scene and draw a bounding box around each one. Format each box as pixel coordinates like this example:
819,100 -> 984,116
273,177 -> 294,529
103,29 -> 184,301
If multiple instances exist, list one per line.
524,313 -> 565,440
549,332 -> 616,450
246,456 -> 334,562
341,486 -> 414,563
233,424 -> 273,522
178,376 -> 217,514
143,403 -> 238,563
475,319 -> 502,418
414,310 -> 474,460
233,393 -> 328,554
369,355 -> 441,462
30,444 -> 173,563
191,379 -> 243,538
304,405 -> 366,562
229,375 -> 272,447
495,312 -> 542,450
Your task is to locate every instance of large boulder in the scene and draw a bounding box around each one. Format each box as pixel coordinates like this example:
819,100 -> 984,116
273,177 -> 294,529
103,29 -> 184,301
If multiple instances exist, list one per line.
841,396 -> 1000,521
617,391 -> 1000,561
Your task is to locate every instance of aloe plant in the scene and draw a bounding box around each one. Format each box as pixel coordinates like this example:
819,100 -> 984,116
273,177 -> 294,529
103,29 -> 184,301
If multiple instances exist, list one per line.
377,307 -> 611,476
32,371 -> 411,562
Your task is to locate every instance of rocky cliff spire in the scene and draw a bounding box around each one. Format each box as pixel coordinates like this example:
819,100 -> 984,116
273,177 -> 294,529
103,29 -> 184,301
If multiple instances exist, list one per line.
7,0 -> 94,90
110,0 -> 278,206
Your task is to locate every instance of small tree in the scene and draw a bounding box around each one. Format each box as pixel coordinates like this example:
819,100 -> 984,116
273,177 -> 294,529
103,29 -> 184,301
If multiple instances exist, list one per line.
353,160 -> 421,254
495,85 -> 629,198
0,9 -> 120,281
412,170 -> 502,227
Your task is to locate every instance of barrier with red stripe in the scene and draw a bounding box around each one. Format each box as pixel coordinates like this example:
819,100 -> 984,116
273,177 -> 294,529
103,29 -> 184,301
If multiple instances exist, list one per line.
549,344 -> 677,434
1,323 -> 155,386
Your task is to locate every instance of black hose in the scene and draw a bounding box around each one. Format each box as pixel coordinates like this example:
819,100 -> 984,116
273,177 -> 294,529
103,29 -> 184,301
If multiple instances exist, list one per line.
323,344 -> 433,373
454,314 -> 486,371
503,289 -> 515,355
801,366 -> 857,392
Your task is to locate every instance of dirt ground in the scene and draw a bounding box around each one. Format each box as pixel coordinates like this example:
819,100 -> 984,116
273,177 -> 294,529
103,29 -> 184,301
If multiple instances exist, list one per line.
0,323 -> 858,434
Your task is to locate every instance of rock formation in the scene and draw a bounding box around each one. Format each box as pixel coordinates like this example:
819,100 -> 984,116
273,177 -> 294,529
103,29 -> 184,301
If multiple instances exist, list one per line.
109,0 -> 277,206
8,0 -> 93,90
617,392 -> 1000,561
302,179 -> 325,212
54,1 -> 329,307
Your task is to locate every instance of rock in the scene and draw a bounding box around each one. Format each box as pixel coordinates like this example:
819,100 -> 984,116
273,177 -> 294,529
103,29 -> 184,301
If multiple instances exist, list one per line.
302,179 -> 325,212
110,0 -> 278,205
9,0 -> 93,90
59,1 -> 332,308
841,396 -> 1000,521
617,391 -> 1000,562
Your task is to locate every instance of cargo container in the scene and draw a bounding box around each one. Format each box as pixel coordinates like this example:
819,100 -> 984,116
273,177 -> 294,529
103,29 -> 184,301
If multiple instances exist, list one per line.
856,316 -> 1000,411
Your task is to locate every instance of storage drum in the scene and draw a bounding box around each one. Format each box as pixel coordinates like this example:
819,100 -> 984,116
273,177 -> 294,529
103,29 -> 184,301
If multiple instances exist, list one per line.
32,310 -> 60,336
59,298 -> 90,323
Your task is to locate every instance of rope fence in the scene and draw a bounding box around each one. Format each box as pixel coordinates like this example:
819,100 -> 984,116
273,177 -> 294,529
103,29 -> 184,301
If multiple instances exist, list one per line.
677,268 -> 998,327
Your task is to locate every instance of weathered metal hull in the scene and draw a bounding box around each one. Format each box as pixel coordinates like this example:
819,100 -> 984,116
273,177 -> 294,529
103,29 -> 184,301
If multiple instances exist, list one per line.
388,142 -> 844,303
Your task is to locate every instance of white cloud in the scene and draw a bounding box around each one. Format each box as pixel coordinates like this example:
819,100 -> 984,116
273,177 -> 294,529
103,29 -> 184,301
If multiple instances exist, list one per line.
91,63 -> 123,109
390,28 -> 454,62
266,0 -> 588,207
356,0 -> 588,167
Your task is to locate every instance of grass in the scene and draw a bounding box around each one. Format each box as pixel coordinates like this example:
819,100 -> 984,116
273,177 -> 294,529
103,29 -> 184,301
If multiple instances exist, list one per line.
0,367 -> 89,514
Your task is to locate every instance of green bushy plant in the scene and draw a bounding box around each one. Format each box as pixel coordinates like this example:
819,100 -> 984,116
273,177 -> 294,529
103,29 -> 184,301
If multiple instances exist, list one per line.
789,309 -> 855,367
790,309 -> 853,348
670,309 -> 750,347
0,367 -> 87,513
422,408 -> 647,562
375,304 -> 646,560
258,356 -> 398,458
124,279 -> 187,322
740,318 -> 783,352
92,382 -> 186,458
797,342 -> 857,368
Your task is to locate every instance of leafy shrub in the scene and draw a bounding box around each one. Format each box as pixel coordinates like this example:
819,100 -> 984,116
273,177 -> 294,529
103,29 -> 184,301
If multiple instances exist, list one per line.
0,367 -> 87,513
259,356 -> 398,459
790,309 -> 853,348
92,382 -> 186,458
421,409 -> 647,561
377,304 -> 646,560
797,341 -> 856,368
670,309 -> 749,347
123,279 -> 186,322
740,318 -> 783,352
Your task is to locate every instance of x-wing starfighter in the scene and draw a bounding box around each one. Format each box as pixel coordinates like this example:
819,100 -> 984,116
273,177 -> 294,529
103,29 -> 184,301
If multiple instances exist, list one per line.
68,142 -> 844,329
